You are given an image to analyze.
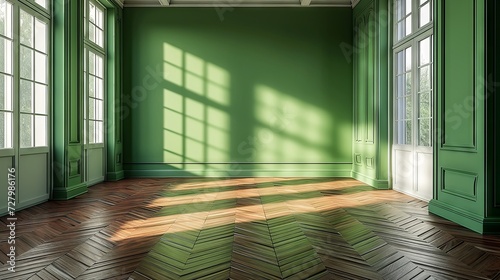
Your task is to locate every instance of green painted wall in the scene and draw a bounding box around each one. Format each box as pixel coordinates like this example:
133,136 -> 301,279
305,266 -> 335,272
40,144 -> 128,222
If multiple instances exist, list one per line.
429,0 -> 500,234
350,0 -> 390,189
122,8 -> 353,177
52,0 -> 123,200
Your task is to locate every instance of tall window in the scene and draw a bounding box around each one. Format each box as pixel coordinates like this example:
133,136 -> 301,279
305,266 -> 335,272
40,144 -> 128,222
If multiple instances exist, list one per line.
394,0 -> 433,147
19,8 -> 49,147
0,0 -> 49,150
84,0 -> 105,144
0,1 -> 13,149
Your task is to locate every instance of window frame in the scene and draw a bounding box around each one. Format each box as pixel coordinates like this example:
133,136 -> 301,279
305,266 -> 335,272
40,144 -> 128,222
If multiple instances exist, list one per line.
392,0 -> 433,151
0,0 -> 51,157
83,0 -> 106,147
18,6 -> 51,151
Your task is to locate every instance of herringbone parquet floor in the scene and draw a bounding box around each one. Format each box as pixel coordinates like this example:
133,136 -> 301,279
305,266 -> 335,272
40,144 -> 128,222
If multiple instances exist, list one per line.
1,178 -> 500,279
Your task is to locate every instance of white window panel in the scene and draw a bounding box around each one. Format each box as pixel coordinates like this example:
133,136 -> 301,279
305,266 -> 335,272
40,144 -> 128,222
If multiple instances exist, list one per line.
34,52 -> 47,83
0,74 -> 13,110
34,0 -> 48,9
34,115 -> 47,147
0,1 -> 13,38
0,111 -> 12,148
35,84 -> 47,114
35,18 -> 47,53
0,38 -> 13,74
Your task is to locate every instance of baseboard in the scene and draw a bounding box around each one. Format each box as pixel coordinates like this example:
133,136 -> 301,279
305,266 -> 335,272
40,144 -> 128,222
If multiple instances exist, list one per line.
0,194 -> 50,217
52,183 -> 88,200
106,170 -> 125,181
351,171 -> 389,189
429,199 -> 485,234
124,163 -> 353,178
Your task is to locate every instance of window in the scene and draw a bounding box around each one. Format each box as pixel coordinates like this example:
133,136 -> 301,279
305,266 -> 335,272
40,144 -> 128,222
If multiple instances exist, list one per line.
394,0 -> 433,147
0,1 -> 13,149
19,9 -> 49,147
0,1 -> 49,150
84,0 -> 105,144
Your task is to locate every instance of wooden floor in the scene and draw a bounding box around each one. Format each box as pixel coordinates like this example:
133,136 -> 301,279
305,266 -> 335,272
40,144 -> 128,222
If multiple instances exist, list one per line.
1,178 -> 500,280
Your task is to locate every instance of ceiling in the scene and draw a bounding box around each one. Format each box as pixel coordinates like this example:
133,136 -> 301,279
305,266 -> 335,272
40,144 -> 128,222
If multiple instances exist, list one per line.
120,0 -> 358,8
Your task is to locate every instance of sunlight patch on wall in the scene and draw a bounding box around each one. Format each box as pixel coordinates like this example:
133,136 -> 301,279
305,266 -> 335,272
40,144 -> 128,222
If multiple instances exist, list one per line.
163,43 -> 183,86
163,43 -> 231,173
185,53 -> 204,95
206,63 -> 230,106
163,89 -> 184,169
253,84 -> 333,162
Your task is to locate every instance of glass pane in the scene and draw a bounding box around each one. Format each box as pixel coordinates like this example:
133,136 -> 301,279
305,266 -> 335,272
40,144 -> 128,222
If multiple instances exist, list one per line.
397,51 -> 404,75
397,120 -> 404,144
89,120 -> 95,143
405,0 -> 412,15
405,16 -> 412,37
419,65 -> 431,92
419,92 -> 431,118
20,114 -> 33,148
89,24 -> 95,44
96,28 -> 103,48
0,111 -> 12,148
0,1 -> 13,38
35,0 -> 48,9
20,46 -> 33,80
35,84 -> 47,114
35,19 -> 47,53
96,55 -> 103,77
96,7 -> 104,29
405,73 -> 412,95
0,38 -> 13,74
96,99 -> 103,120
20,80 -> 33,113
419,2 -> 431,27
0,74 -> 12,110
89,52 -> 95,75
397,75 -> 405,98
35,52 -> 47,83
405,120 -> 412,144
89,3 -> 96,24
405,96 -> 412,119
419,118 -> 431,146
96,121 -> 103,143
20,10 -> 33,47
397,98 -> 405,120
405,47 -> 412,71
35,115 -> 47,147
419,37 -> 432,66
397,21 -> 404,41
96,78 -> 103,99
89,98 -> 95,119
89,75 -> 95,97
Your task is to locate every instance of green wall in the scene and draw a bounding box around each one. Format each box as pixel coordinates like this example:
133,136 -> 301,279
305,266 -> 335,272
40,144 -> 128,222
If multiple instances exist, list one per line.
351,0 -> 390,189
52,0 -> 124,200
429,0 -> 500,234
122,8 -> 353,177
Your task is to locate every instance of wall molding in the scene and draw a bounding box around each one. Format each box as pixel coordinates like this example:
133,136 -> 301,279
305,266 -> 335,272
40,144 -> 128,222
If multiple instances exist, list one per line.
351,170 -> 389,189
429,199 -> 490,234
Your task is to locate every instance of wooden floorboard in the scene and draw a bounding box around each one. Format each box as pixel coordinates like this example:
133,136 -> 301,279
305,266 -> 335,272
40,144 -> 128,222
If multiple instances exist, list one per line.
0,178 -> 499,279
